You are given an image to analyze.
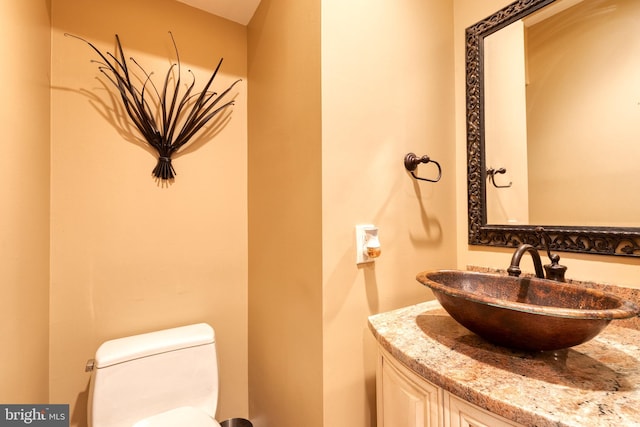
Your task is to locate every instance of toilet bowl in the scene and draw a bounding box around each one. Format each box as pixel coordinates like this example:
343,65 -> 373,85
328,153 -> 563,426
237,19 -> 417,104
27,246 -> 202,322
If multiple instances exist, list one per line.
132,407 -> 220,427
87,323 -> 221,427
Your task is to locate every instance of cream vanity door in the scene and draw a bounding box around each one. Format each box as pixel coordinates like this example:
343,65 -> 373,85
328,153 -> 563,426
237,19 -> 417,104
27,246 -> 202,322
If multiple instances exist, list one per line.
445,393 -> 524,427
377,349 -> 442,427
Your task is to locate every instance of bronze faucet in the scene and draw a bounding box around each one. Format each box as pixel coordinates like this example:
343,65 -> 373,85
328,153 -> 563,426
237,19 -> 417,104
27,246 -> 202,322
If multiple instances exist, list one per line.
507,228 -> 567,282
507,244 -> 545,279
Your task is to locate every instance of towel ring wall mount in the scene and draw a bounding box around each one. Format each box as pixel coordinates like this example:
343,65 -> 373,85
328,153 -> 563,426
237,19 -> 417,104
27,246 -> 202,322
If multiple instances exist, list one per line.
404,152 -> 442,183
486,167 -> 512,188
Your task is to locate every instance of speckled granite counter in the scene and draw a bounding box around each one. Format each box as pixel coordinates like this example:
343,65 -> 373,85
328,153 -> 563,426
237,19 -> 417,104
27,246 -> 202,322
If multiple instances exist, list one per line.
368,300 -> 640,427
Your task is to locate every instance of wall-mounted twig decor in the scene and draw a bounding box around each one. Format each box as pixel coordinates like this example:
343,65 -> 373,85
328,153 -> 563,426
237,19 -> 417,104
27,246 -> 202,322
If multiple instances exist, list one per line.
66,32 -> 241,180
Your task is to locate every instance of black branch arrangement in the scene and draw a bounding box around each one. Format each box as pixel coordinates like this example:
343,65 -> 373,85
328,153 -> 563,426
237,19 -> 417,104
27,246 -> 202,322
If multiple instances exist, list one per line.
66,32 -> 241,181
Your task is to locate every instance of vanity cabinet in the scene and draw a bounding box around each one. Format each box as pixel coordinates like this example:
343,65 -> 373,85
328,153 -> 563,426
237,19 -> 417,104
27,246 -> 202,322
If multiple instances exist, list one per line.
371,300 -> 640,426
377,348 -> 524,427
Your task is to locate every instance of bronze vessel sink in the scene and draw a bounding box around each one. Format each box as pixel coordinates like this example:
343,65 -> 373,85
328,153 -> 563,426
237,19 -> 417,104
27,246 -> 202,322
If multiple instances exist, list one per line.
416,270 -> 640,351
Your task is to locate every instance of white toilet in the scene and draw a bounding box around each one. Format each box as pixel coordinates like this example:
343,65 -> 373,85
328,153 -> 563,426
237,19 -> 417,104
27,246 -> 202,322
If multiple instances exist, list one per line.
87,323 -> 221,427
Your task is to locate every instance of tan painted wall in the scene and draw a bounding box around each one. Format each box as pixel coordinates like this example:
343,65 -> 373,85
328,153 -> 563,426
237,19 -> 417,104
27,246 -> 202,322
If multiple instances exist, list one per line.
454,0 -> 640,288
50,0 -> 248,424
247,0 -> 324,426
0,0 -> 51,403
248,0 -> 456,426
321,1 -> 456,426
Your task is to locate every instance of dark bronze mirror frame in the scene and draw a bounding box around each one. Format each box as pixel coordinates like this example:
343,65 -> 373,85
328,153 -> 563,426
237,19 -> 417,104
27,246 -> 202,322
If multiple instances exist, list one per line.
466,0 -> 640,257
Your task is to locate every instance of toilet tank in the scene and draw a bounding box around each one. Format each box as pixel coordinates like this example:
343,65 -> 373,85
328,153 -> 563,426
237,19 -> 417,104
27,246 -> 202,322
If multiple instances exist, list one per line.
88,323 -> 218,427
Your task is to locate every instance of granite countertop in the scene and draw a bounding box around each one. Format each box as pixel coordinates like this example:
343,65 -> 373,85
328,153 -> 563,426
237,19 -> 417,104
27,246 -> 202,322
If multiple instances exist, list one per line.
368,300 -> 640,427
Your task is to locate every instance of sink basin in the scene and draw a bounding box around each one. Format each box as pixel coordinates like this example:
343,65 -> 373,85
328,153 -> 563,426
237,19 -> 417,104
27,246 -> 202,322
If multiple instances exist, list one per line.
416,270 -> 640,351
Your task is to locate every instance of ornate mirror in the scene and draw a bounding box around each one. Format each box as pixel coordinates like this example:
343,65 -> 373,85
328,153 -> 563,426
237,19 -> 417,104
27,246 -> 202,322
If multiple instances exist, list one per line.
466,0 -> 640,257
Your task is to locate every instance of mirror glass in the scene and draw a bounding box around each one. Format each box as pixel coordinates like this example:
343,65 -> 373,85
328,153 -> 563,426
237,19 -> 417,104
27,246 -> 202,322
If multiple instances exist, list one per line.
466,0 -> 640,257
484,0 -> 640,227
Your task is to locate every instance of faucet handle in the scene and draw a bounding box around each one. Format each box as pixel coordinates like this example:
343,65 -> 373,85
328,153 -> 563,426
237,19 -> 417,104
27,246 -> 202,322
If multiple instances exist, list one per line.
544,259 -> 567,282
536,227 -> 554,258
536,227 -> 567,282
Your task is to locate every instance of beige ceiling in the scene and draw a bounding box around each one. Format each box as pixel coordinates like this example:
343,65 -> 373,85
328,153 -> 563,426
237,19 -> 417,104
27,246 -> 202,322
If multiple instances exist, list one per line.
175,0 -> 261,25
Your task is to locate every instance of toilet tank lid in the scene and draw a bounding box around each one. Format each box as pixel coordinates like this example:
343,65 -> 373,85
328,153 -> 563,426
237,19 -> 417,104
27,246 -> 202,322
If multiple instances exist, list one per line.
95,323 -> 215,368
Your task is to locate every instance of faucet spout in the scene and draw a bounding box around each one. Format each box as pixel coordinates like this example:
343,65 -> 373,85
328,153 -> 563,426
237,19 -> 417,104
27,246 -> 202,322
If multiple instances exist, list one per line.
507,244 -> 545,278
